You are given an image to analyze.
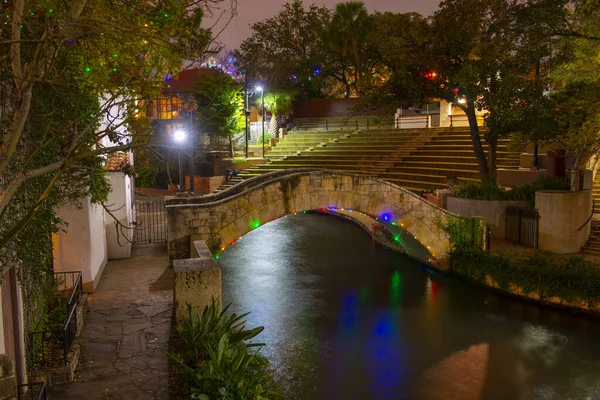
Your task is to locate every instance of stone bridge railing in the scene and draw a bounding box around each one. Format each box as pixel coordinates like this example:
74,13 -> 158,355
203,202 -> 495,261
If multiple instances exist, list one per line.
165,170 -> 456,264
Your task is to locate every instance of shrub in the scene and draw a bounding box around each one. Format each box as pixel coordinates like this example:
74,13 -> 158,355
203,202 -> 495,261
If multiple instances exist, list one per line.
453,181 -> 509,201
168,301 -> 280,399
450,247 -> 600,305
256,133 -> 274,146
452,177 -> 569,203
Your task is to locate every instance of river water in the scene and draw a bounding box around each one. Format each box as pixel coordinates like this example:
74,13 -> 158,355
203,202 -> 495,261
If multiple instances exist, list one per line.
219,213 -> 600,400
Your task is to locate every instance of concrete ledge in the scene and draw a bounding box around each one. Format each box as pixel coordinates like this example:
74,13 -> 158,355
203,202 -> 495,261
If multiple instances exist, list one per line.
497,168 -> 548,187
173,241 -> 222,321
482,275 -> 600,315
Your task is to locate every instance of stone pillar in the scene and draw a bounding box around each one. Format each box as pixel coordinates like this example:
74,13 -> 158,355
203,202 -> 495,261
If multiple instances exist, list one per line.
173,241 -> 222,322
0,355 -> 16,399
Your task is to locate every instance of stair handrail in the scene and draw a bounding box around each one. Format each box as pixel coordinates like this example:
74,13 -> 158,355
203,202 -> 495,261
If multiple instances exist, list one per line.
577,198 -> 595,232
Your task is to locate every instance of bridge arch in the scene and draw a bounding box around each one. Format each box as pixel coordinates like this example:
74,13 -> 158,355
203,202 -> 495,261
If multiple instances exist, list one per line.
166,170 -> 462,264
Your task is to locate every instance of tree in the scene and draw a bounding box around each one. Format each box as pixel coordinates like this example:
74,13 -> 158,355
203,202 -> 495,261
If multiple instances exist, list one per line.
262,91 -> 295,138
236,0 -> 333,98
327,1 -> 373,97
357,11 -> 431,109
423,0 -> 567,183
193,72 -> 245,157
0,0 -> 213,260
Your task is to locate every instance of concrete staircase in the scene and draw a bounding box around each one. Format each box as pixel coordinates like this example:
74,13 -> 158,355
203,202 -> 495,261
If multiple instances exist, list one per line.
214,127 -> 521,193
378,128 -> 518,191
581,173 -> 600,254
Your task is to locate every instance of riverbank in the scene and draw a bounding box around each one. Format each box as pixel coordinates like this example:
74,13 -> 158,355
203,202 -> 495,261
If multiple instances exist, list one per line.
451,239 -> 600,316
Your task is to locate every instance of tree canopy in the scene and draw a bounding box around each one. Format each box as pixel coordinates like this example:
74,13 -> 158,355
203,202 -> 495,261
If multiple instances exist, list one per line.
0,0 -> 214,260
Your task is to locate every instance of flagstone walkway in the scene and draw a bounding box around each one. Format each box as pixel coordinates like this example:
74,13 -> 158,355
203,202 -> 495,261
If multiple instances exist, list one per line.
51,243 -> 174,399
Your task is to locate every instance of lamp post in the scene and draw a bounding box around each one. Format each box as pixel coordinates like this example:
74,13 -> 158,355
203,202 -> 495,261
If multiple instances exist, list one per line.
173,129 -> 186,192
255,85 -> 265,159
244,73 -> 249,158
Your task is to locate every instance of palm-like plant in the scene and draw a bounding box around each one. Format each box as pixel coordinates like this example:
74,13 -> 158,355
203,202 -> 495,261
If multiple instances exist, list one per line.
262,91 -> 295,138
327,1 -> 371,93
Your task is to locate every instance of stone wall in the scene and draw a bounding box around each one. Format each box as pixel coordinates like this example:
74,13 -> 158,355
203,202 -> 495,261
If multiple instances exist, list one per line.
173,241 -> 222,321
536,190 -> 592,254
166,171 -> 454,263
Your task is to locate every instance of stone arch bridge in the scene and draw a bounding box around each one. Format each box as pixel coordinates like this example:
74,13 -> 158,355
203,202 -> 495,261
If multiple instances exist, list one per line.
165,169 -> 477,265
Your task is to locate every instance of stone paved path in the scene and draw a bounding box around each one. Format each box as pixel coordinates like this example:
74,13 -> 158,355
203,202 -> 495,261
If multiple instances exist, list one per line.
51,243 -> 174,399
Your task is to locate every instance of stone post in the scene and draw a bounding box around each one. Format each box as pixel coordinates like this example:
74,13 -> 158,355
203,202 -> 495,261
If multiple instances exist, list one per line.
173,241 -> 222,322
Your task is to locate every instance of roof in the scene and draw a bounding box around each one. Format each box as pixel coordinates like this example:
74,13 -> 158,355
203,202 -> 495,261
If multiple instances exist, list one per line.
106,151 -> 131,172
161,68 -> 228,94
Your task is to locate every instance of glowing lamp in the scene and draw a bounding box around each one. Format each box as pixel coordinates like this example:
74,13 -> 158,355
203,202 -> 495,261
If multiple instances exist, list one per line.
173,129 -> 186,142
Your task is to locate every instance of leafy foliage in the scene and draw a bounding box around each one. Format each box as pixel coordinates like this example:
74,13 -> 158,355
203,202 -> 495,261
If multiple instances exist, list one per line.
439,214 -> 486,253
452,177 -> 569,203
256,133 -> 274,146
168,301 -> 280,399
451,248 -> 600,305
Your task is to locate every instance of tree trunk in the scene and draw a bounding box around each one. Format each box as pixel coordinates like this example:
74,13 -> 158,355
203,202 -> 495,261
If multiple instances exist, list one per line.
268,115 -> 279,138
463,100 -> 490,181
487,130 -> 498,185
228,134 -> 233,158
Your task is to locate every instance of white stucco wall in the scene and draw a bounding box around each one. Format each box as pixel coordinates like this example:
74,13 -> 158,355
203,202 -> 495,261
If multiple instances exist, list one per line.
106,173 -> 133,259
53,197 -> 108,292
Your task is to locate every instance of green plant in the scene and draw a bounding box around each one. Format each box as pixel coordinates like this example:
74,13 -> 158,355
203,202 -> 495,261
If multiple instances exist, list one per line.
450,247 -> 600,305
453,181 -> 509,201
256,133 -> 274,146
453,177 -> 570,203
168,301 -> 280,399
439,214 -> 486,252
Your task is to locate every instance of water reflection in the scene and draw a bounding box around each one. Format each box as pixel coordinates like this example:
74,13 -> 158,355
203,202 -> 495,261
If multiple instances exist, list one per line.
219,214 -> 600,399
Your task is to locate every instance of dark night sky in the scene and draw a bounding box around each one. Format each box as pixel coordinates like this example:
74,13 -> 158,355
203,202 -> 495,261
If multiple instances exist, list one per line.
204,0 -> 442,51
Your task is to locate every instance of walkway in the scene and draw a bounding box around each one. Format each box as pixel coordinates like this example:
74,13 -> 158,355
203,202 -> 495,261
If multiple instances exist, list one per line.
51,243 -> 174,400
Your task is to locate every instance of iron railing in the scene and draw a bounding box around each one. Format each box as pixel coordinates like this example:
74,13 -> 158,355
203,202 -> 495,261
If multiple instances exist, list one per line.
17,382 -> 47,400
506,206 -> 539,248
291,115 -> 437,132
29,272 -> 82,368
133,200 -> 167,244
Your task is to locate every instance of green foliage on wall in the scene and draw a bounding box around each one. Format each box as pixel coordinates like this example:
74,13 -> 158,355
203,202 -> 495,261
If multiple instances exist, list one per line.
438,214 -> 486,253
451,248 -> 600,306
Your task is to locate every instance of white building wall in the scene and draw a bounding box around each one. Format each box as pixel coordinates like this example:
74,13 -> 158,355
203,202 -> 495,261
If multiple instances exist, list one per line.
106,173 -> 133,259
53,197 -> 108,293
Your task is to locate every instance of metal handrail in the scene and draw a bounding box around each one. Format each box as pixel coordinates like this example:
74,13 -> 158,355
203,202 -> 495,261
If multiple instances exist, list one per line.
28,272 -> 82,367
17,382 -> 47,400
577,198 -> 595,232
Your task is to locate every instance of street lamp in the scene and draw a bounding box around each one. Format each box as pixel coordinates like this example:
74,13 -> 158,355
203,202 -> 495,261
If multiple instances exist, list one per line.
255,85 -> 265,159
173,129 -> 186,192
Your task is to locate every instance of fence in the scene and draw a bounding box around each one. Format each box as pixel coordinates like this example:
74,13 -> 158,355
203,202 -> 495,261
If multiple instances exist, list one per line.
133,200 -> 168,244
290,116 -> 434,132
16,382 -> 47,400
506,206 -> 539,248
28,272 -> 82,369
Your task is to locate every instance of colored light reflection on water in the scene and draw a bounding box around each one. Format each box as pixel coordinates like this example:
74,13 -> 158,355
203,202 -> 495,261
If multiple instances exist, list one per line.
219,213 -> 600,399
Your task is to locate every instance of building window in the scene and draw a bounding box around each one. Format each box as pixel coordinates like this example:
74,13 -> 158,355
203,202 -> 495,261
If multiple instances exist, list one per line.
148,96 -> 186,120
